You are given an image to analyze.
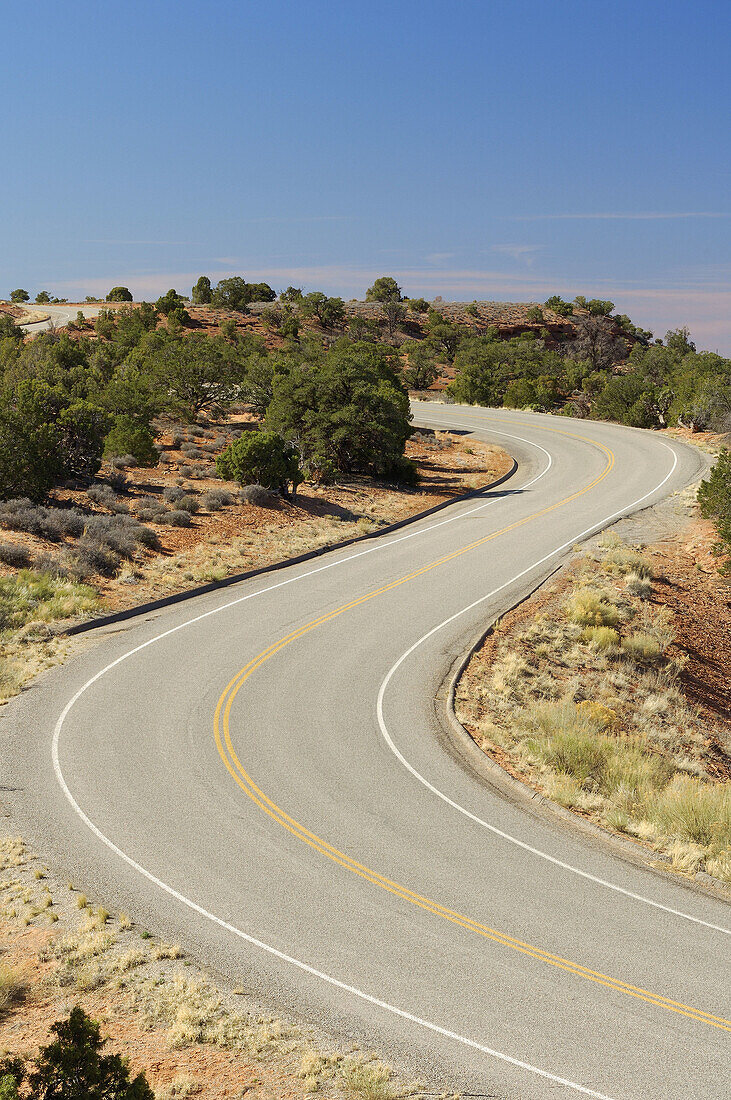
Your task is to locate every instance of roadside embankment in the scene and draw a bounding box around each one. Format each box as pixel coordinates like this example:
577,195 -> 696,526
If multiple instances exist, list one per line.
453,504 -> 731,887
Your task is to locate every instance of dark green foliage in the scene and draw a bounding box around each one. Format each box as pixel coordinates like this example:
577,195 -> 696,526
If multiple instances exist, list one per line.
9,290 -> 29,303
366,276 -> 403,303
300,292 -> 346,328
382,298 -> 406,339
526,306 -> 544,323
266,342 -> 412,482
103,417 -> 158,466
0,314 -> 23,341
544,295 -> 573,317
0,381 -> 109,500
154,289 -> 189,322
21,1006 -> 154,1100
279,307 -> 300,341
591,372 -> 660,427
216,430 -> 301,496
426,311 -> 466,362
191,275 -> 213,304
106,287 -> 133,302
129,331 -> 249,419
403,341 -> 439,389
35,291 -> 51,304
212,277 -> 275,311
280,286 -> 303,303
698,450 -> 731,564
408,298 -> 430,313
449,333 -> 564,408
0,1010 -> 153,1099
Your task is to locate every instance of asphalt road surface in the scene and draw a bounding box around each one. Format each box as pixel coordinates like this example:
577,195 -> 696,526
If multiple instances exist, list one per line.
4,404 -> 729,1100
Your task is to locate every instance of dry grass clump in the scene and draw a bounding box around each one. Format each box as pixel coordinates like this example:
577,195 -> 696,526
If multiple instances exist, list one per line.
0,964 -> 25,1015
340,1057 -> 393,1100
565,588 -> 622,628
456,538 -> 731,883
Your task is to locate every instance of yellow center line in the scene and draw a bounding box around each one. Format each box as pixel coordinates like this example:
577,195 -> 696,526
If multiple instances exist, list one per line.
213,419 -> 730,1033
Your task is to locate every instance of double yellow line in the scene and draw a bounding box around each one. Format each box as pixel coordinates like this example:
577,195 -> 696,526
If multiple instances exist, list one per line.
213,421 -> 731,1033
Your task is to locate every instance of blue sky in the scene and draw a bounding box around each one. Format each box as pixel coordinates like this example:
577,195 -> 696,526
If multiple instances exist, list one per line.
4,0 -> 730,351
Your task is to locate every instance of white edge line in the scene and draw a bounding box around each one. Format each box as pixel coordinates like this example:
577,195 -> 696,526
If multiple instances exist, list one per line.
377,434 -> 730,936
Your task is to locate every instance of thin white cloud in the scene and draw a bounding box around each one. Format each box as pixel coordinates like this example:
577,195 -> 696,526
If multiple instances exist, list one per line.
514,212 -> 731,221
491,244 -> 542,265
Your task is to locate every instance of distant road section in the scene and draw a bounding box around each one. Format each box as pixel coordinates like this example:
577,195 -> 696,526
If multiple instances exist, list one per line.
15,303 -> 104,332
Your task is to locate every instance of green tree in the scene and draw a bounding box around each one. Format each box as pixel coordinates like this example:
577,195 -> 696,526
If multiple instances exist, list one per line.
280,286 -> 303,303
266,342 -> 412,482
568,314 -> 626,371
0,380 -> 108,499
366,276 -> 403,303
586,299 -> 615,317
106,287 -> 133,302
526,306 -> 544,323
216,429 -> 301,496
9,290 -> 29,303
35,291 -> 51,304
154,289 -> 189,320
382,297 -> 406,340
544,295 -> 573,317
191,275 -> 213,304
103,416 -> 158,465
212,277 -> 275,311
300,292 -> 346,328
26,1006 -> 154,1100
136,332 -> 247,418
698,449 -> 731,564
409,298 -> 430,313
403,341 -> 439,389
426,311 -> 466,361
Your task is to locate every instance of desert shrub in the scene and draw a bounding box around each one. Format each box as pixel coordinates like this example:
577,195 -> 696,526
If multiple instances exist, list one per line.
409,298 -> 430,313
163,486 -> 185,504
0,501 -> 64,542
176,495 -> 199,514
216,431 -> 301,495
0,543 -> 32,569
164,510 -> 193,527
697,448 -> 731,564
135,507 -> 165,523
581,625 -> 620,650
68,542 -> 121,578
201,489 -> 233,511
109,455 -> 135,470
622,632 -> 663,661
625,571 -> 653,598
566,588 -> 621,628
83,514 -> 158,556
239,484 -> 277,507
180,442 -> 202,457
177,465 -> 194,477
107,469 -> 128,493
104,416 -> 158,467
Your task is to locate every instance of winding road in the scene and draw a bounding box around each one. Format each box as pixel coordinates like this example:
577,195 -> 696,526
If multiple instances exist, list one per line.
4,404 -> 729,1099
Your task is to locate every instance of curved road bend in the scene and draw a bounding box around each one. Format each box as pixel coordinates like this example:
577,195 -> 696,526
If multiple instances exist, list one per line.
4,405 -> 729,1100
